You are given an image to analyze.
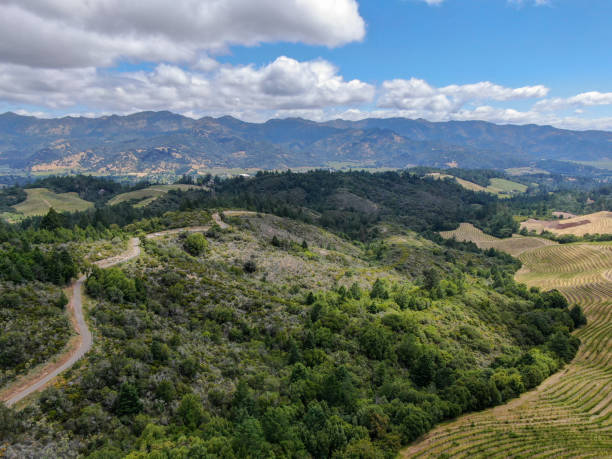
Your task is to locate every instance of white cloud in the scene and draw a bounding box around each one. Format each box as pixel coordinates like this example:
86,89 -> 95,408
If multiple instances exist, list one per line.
0,57 -> 374,115
378,78 -> 548,113
421,0 -> 445,5
0,0 -> 365,68
535,91 -> 612,111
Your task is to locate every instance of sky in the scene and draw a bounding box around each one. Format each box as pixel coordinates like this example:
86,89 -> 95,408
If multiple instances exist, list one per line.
0,0 -> 611,130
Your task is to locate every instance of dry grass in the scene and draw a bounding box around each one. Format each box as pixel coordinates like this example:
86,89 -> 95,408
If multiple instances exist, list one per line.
427,173 -> 526,197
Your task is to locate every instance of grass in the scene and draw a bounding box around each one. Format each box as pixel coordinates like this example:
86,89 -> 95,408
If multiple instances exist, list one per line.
107,184 -> 201,207
403,235 -> 612,457
10,188 -> 93,219
487,178 -> 528,194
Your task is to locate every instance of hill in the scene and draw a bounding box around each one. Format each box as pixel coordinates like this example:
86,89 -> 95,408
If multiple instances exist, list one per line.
1,111 -> 611,175
405,240 -> 612,457
0,208 -> 583,458
8,187 -> 93,221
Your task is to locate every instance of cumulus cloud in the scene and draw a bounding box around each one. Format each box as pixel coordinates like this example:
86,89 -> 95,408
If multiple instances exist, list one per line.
378,78 -> 548,113
0,57 -> 374,115
0,0 -> 365,68
535,91 -> 612,111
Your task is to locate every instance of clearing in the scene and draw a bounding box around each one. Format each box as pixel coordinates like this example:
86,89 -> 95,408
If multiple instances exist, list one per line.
427,173 -> 526,197
10,188 -> 93,219
107,184 -> 201,208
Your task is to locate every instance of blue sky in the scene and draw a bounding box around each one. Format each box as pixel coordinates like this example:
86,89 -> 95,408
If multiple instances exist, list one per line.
0,0 -> 610,130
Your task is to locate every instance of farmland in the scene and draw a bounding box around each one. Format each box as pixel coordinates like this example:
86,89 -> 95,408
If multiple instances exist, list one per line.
427,173 -> 527,197
404,237 -> 612,457
9,188 -> 93,220
440,222 -> 556,256
107,184 -> 201,207
521,211 -> 612,236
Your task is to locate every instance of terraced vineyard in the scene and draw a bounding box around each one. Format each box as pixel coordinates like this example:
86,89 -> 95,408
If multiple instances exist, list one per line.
522,211 -> 612,236
440,223 -> 557,256
403,241 -> 612,458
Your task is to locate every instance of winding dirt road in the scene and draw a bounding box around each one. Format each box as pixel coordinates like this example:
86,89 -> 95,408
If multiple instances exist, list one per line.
1,237 -> 141,407
1,213 -> 229,406
1,212 -> 228,407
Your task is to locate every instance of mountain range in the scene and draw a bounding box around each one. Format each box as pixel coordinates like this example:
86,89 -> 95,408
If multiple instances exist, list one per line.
0,111 -> 611,175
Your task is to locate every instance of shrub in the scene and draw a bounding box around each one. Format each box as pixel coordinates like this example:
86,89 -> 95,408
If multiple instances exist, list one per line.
183,233 -> 208,256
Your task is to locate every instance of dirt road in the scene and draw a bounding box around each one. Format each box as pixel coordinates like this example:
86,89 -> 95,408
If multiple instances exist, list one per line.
2,237 -> 140,407
2,212 -> 227,407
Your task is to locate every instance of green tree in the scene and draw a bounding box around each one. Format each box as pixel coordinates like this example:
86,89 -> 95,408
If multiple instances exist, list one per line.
370,278 -> 389,300
40,208 -> 64,230
114,383 -> 142,416
177,394 -> 205,429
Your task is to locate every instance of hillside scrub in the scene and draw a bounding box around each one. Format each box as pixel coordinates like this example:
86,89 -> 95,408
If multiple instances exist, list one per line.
0,282 -> 71,387
1,212 -> 584,458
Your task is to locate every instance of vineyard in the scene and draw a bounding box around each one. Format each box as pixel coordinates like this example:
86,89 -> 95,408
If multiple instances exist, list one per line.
404,240 -> 612,458
440,223 -> 556,256
521,211 -> 612,236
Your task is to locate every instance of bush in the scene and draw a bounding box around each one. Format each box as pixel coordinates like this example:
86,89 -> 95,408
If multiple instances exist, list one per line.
243,260 -> 257,273
183,233 -> 208,256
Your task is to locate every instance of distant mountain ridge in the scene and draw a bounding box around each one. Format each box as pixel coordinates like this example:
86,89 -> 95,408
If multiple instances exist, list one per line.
0,111 -> 610,175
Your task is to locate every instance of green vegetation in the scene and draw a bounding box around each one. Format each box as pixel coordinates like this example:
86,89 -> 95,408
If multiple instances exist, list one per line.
11,188 -> 94,219
0,283 -> 71,388
488,178 -> 528,194
0,171 -> 601,458
108,184 -> 201,208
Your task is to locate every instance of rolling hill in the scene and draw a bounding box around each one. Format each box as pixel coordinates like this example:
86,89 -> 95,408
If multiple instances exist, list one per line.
7,187 -> 93,221
1,111 -> 611,175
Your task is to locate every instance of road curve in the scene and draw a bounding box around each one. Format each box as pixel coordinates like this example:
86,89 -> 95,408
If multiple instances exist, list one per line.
2,212 -> 226,407
3,237 -> 140,407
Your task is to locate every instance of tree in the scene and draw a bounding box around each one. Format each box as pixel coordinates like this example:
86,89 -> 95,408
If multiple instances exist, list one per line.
569,305 -> 587,328
422,268 -> 440,291
177,394 -> 204,429
40,208 -> 64,230
114,382 -> 142,416
370,278 -> 389,300
183,233 -> 208,256
243,260 -> 257,273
